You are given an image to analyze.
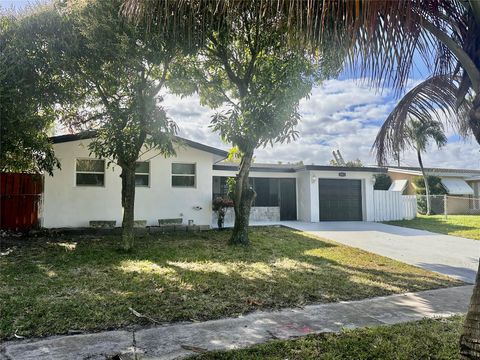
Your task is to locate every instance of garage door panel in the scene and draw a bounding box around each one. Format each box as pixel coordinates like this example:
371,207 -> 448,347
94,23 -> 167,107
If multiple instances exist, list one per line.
319,179 -> 362,221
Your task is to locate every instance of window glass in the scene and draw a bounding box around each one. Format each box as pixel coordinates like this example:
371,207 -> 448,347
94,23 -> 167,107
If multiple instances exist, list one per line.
76,159 -> 105,186
135,161 -> 149,174
172,176 -> 195,187
135,174 -> 149,187
76,173 -> 104,186
172,163 -> 195,175
172,163 -> 196,187
135,161 -> 149,187
76,159 -> 104,172
251,178 -> 279,206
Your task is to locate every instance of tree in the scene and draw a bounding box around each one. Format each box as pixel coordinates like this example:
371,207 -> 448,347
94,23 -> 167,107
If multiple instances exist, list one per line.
167,3 -> 342,245
404,119 -> 447,215
56,0 -> 188,250
0,6 -> 68,174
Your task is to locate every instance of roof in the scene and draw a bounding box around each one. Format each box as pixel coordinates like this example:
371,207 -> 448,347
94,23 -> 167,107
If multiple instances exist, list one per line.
388,166 -> 480,178
466,176 -> 480,182
50,132 -> 229,158
214,162 -> 386,173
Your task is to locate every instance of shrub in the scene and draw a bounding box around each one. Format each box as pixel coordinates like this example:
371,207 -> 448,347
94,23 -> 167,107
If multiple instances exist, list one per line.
374,174 -> 392,190
413,176 -> 446,214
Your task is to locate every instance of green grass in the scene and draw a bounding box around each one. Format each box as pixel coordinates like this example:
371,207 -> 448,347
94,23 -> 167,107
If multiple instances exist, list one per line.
0,227 -> 461,340
385,215 -> 480,240
191,316 -> 464,360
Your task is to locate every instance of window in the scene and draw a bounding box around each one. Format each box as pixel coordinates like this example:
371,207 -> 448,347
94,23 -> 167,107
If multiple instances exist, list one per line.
135,161 -> 150,187
252,178 -> 279,206
172,163 -> 196,187
76,159 -> 105,186
213,176 -> 231,199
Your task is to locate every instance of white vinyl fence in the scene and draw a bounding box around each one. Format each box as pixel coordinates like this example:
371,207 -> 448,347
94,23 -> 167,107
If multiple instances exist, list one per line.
373,190 -> 417,221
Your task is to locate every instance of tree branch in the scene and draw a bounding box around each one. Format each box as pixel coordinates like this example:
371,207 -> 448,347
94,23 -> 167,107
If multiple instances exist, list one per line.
152,56 -> 172,96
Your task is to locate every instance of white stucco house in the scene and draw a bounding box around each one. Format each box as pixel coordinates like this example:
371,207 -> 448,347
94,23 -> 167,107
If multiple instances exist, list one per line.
43,133 -> 390,228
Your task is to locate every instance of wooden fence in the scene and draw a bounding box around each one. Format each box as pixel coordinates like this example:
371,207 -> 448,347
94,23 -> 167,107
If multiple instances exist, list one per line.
0,173 -> 43,231
373,190 -> 417,221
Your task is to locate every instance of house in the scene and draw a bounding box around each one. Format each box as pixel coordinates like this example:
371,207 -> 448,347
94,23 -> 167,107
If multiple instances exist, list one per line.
43,134 -> 227,228
387,166 -> 480,214
42,133 -> 388,228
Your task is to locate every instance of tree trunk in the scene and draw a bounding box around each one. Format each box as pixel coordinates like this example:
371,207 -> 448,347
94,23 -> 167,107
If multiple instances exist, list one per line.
461,260 -> 480,359
417,149 -> 431,215
461,94 -> 480,359
469,94 -> 480,145
230,149 -> 256,245
120,164 -> 136,251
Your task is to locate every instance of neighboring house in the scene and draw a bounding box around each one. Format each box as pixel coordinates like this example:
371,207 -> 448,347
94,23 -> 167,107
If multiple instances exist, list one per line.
388,166 -> 480,214
42,133 -> 386,228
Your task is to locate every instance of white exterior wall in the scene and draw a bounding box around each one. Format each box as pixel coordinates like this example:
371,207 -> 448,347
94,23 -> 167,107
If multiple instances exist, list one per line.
213,168 -> 377,222
43,139 -> 218,228
302,170 -> 376,222
296,171 -> 311,222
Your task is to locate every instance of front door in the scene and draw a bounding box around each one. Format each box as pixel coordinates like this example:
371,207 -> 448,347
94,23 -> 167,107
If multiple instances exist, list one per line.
279,178 -> 297,220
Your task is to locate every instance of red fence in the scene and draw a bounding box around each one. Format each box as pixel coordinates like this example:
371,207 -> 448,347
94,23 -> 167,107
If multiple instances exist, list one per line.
0,173 -> 43,231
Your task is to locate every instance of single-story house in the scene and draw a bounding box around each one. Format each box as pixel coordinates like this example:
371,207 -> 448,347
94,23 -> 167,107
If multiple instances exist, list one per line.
387,166 -> 480,214
42,133 -> 386,228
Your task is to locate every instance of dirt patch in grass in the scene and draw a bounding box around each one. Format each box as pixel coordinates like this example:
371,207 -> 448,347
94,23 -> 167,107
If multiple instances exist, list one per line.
0,227 -> 461,340
385,215 -> 480,240
191,316 -> 464,359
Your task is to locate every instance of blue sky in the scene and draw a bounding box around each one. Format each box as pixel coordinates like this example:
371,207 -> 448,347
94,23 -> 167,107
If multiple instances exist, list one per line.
2,0 -> 479,169
0,0 -> 32,11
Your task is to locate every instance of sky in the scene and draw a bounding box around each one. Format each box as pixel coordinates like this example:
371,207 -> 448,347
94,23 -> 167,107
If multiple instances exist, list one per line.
0,0 -> 31,11
2,0 -> 480,169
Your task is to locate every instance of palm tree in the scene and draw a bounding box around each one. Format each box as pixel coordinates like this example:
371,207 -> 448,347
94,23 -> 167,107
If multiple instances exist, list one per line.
122,1 -> 480,357
405,119 -> 447,215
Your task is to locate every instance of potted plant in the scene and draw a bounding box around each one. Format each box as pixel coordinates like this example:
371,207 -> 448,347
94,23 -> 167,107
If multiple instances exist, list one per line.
212,197 -> 233,230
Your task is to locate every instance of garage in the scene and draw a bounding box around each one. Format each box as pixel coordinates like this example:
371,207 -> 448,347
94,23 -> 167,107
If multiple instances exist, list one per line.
318,179 -> 363,221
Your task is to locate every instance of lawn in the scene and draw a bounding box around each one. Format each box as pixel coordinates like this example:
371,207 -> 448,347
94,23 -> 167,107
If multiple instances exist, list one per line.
191,316 -> 464,360
385,215 -> 480,240
0,227 -> 460,340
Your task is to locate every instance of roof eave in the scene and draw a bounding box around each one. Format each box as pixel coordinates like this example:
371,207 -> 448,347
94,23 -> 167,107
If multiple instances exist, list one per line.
50,132 -> 228,159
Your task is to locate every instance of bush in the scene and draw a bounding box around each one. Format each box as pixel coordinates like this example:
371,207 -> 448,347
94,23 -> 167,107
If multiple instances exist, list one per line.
413,176 -> 446,195
374,174 -> 392,190
212,197 -> 234,212
414,176 -> 446,215
212,197 -> 234,229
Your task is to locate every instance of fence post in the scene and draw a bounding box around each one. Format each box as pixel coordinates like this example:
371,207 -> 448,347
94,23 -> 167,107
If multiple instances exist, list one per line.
444,194 -> 448,220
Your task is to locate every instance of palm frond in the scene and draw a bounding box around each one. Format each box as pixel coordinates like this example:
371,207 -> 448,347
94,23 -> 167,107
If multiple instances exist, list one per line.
122,0 -> 471,93
373,74 -> 471,165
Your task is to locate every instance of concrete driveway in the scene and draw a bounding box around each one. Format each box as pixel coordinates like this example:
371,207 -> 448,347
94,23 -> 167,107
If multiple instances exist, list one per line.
281,221 -> 480,284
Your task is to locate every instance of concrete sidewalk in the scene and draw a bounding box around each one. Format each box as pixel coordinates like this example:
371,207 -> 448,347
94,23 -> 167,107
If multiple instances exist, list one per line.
0,285 -> 472,360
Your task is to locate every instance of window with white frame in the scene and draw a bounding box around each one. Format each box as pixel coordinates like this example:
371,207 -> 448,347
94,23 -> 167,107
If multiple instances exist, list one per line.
76,159 -> 105,186
135,161 -> 150,187
172,163 -> 196,187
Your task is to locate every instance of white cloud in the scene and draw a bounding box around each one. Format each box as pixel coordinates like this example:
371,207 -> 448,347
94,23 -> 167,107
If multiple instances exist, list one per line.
160,79 -> 480,169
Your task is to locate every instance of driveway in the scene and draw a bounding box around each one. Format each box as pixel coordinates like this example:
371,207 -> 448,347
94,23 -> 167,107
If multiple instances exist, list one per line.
281,221 -> 480,284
